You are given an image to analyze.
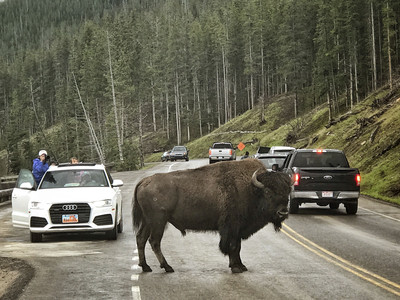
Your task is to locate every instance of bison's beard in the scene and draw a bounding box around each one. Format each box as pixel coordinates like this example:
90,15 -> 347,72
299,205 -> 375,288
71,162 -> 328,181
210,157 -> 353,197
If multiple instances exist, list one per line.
273,220 -> 283,232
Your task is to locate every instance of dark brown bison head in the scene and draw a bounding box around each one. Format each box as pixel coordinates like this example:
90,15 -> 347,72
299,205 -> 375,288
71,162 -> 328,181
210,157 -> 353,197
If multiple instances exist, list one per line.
251,169 -> 291,231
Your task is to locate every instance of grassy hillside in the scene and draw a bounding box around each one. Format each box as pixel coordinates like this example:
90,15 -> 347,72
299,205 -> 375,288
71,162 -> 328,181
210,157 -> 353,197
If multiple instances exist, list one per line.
146,84 -> 400,205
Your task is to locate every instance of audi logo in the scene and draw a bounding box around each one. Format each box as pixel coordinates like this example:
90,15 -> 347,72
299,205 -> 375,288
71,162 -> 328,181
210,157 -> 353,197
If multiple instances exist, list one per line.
62,204 -> 78,211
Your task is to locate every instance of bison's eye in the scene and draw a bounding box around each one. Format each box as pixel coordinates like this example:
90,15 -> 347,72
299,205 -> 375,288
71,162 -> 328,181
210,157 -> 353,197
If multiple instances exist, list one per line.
263,188 -> 272,197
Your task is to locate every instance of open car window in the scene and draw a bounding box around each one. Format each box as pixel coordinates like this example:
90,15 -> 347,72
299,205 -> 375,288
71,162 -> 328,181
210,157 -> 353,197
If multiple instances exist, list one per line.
40,169 -> 109,189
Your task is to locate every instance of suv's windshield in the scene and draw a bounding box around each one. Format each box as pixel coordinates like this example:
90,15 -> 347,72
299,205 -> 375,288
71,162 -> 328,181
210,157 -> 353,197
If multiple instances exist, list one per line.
172,146 -> 186,151
293,152 -> 349,168
40,169 -> 109,189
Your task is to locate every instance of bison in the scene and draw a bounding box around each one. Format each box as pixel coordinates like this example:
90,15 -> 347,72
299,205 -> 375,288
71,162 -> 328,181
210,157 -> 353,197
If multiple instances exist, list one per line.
132,159 -> 291,273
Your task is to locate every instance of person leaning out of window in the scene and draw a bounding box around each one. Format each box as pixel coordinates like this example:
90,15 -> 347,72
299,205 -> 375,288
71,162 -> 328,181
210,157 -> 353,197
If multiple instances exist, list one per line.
32,150 -> 50,186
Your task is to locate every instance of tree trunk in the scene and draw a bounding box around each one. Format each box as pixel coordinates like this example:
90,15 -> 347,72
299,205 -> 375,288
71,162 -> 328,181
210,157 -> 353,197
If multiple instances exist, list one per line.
107,31 -> 123,162
260,44 -> 265,123
73,73 -> 105,164
166,88 -> 170,140
151,79 -> 157,132
222,47 -> 229,123
386,1 -> 393,90
349,59 -> 354,110
216,64 -> 221,127
371,1 -> 377,90
138,99 -> 144,168
175,72 -> 181,145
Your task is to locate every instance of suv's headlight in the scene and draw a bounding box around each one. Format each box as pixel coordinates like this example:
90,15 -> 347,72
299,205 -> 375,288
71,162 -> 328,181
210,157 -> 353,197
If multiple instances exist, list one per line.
93,199 -> 113,207
30,201 -> 46,210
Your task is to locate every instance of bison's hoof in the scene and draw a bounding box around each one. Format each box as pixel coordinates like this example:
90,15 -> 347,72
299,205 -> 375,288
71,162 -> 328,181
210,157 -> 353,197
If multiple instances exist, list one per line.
163,265 -> 175,273
231,266 -> 244,273
141,264 -> 153,272
240,264 -> 248,272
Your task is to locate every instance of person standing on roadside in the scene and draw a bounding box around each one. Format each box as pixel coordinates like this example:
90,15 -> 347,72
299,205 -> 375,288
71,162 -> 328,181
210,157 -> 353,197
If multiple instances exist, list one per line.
32,150 -> 49,185
241,151 -> 250,160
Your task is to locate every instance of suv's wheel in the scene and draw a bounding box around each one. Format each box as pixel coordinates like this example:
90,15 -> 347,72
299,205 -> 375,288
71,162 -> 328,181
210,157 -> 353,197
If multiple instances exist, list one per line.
345,200 -> 358,215
30,232 -> 42,243
289,197 -> 299,214
186,157 -> 189,161
106,214 -> 118,240
117,214 -> 123,233
329,203 -> 339,209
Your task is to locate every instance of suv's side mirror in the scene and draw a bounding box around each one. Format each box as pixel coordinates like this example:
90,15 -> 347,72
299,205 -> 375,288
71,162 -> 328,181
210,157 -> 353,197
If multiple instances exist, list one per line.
112,179 -> 124,187
20,182 -> 34,190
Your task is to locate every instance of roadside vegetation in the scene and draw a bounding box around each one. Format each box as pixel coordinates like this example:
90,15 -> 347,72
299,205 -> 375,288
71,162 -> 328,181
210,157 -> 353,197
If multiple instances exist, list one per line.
148,83 -> 400,205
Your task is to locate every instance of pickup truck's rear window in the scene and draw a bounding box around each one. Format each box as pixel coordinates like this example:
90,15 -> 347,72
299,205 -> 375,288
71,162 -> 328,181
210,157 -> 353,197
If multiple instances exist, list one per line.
212,143 -> 233,149
293,152 -> 350,168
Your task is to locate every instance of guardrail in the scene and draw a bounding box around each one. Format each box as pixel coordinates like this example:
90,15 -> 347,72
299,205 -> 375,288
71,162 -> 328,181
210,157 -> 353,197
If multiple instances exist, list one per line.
0,188 -> 13,204
0,175 -> 17,204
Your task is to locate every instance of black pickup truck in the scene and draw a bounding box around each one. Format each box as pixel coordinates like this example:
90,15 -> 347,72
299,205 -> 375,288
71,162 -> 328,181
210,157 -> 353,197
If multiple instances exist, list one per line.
280,149 -> 360,214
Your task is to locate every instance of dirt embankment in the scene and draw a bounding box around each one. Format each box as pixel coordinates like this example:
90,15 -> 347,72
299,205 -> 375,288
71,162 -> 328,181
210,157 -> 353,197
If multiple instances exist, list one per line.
0,257 -> 34,300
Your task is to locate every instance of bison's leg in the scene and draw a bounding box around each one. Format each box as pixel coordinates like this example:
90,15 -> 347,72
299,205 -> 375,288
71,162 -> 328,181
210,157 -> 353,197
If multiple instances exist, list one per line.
149,219 -> 174,273
136,222 -> 152,272
228,238 -> 248,273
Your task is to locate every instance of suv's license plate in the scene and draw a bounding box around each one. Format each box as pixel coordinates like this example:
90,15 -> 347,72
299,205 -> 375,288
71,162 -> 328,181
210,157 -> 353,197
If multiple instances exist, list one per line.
62,214 -> 78,223
322,191 -> 333,197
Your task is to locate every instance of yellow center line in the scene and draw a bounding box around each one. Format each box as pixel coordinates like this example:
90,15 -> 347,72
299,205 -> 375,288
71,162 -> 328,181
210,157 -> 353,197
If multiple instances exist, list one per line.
282,223 -> 400,297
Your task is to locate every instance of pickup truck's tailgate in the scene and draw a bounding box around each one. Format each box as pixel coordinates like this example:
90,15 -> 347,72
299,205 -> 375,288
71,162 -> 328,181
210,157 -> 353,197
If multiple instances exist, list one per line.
295,167 -> 360,191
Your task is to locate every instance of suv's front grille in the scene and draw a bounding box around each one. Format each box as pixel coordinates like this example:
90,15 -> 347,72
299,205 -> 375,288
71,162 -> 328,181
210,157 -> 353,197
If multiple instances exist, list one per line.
49,203 -> 91,224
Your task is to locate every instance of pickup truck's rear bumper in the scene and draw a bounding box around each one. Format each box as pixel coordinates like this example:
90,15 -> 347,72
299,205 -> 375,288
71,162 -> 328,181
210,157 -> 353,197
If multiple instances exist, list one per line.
291,190 -> 359,204
209,156 -> 235,163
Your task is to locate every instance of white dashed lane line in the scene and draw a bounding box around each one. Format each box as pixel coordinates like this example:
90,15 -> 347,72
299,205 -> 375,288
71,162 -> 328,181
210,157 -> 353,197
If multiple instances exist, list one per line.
131,250 -> 141,300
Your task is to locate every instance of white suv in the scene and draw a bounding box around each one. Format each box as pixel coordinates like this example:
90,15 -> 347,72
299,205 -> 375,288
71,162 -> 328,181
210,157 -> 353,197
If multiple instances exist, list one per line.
12,163 -> 123,242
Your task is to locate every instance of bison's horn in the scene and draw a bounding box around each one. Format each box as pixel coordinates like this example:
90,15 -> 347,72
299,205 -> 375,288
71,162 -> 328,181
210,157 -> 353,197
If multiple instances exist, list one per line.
251,169 -> 264,189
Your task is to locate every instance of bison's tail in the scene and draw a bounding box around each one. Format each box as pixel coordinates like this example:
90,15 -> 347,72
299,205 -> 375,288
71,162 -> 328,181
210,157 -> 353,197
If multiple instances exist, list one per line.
132,180 -> 144,231
218,226 -> 230,255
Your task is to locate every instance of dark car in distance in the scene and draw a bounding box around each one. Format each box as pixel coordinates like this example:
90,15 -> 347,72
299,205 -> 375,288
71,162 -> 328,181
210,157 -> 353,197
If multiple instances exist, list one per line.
170,146 -> 189,161
161,151 -> 171,162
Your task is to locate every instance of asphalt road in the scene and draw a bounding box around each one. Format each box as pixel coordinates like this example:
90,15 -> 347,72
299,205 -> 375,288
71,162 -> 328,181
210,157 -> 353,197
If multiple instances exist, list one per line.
0,159 -> 399,299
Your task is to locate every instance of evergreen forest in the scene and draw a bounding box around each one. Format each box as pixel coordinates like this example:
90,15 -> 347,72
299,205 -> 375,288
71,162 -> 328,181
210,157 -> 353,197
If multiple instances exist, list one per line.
0,0 -> 399,173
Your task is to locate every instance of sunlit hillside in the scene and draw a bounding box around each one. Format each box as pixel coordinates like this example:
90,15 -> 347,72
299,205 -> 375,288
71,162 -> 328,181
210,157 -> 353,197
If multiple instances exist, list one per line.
147,82 -> 400,205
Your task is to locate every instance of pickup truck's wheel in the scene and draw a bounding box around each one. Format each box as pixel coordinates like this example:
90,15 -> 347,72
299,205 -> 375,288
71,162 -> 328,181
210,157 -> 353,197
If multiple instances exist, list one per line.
289,197 -> 299,214
186,157 -> 189,161
329,203 -> 339,209
345,200 -> 358,215
209,159 -> 213,164
30,232 -> 42,243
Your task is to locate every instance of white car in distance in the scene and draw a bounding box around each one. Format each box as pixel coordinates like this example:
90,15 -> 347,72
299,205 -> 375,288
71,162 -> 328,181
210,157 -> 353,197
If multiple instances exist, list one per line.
12,163 -> 123,242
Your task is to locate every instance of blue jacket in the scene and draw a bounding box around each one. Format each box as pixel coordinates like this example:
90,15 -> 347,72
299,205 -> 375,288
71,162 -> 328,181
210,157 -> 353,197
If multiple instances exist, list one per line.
32,158 -> 49,185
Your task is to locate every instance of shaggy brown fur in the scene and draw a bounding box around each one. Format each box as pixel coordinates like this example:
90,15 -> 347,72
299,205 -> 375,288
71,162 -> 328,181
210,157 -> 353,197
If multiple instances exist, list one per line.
132,159 -> 291,273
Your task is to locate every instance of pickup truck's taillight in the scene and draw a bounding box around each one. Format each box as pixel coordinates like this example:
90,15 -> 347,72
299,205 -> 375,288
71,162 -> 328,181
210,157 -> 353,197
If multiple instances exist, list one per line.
229,149 -> 232,155
356,174 -> 361,186
209,149 -> 211,155
293,173 -> 300,186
